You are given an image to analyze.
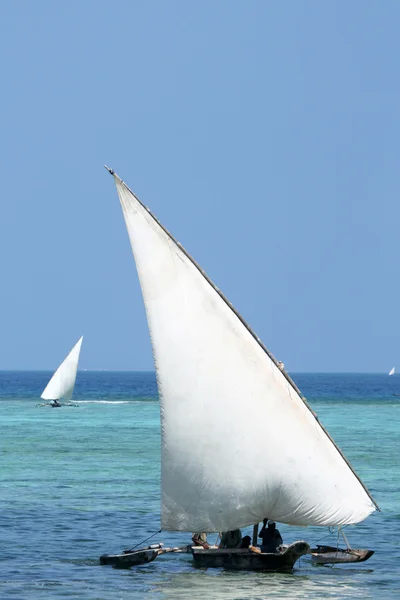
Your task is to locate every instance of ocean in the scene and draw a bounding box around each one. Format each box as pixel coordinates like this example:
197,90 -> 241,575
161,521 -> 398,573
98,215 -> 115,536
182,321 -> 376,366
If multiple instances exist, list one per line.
0,371 -> 399,599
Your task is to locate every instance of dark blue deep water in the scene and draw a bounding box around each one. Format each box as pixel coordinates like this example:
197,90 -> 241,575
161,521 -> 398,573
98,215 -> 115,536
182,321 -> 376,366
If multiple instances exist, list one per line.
1,372 -> 399,599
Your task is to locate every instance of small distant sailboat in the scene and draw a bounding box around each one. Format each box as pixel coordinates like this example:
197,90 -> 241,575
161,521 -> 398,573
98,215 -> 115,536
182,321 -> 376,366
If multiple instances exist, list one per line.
40,337 -> 83,407
389,367 -> 395,376
100,168 -> 378,572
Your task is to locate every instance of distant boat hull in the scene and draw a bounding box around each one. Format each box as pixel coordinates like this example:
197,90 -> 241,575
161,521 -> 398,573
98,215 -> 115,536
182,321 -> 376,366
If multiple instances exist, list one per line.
310,545 -> 374,565
191,541 -> 310,572
36,403 -> 78,408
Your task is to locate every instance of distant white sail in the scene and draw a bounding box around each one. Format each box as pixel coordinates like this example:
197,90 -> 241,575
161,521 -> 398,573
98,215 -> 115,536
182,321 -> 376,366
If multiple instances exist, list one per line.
41,337 -> 83,401
112,172 -> 377,533
389,367 -> 395,376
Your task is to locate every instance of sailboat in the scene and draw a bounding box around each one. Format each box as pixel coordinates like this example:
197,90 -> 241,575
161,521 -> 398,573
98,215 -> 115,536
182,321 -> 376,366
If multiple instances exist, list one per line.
389,367 -> 395,376
39,337 -> 83,407
100,168 -> 379,572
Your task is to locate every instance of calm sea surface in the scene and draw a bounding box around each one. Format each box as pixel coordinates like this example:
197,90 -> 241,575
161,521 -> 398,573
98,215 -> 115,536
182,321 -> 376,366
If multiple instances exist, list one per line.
0,371 -> 399,599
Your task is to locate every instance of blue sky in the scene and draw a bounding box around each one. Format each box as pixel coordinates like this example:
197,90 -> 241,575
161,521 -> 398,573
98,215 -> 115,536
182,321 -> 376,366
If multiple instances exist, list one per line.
1,1 -> 399,372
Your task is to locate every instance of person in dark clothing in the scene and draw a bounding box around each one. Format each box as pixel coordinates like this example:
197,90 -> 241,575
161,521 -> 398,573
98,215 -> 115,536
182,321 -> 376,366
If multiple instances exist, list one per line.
240,535 -> 252,549
219,529 -> 242,549
258,519 -> 283,553
51,399 -> 61,407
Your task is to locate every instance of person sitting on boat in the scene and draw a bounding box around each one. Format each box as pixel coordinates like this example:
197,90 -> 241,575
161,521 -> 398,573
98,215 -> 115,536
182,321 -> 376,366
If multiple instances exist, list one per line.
191,532 -> 209,549
239,535 -> 251,549
259,519 -> 283,553
51,399 -> 61,407
219,529 -> 242,549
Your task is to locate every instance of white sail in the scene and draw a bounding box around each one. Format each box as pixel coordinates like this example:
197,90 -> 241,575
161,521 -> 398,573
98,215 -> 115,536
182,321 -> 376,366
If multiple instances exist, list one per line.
112,172 -> 377,533
389,367 -> 395,376
41,337 -> 83,401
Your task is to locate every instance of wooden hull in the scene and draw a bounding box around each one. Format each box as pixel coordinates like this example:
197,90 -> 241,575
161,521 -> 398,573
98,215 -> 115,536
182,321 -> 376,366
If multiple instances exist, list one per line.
100,549 -> 159,568
310,545 -> 374,565
192,541 -> 310,572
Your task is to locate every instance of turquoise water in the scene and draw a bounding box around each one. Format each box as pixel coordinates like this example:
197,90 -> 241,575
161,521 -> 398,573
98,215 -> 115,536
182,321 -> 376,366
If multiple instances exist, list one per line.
1,372 -> 399,599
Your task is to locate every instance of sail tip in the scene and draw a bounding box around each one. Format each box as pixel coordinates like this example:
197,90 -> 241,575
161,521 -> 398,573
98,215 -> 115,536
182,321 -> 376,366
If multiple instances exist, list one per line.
104,165 -> 114,175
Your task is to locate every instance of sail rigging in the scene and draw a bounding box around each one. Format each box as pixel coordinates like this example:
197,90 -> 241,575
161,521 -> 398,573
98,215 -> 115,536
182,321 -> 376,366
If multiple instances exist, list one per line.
41,336 -> 83,401
108,167 -> 378,532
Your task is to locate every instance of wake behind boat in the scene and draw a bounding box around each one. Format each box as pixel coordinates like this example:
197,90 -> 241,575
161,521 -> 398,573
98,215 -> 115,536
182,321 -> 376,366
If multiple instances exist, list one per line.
100,168 -> 378,572
37,337 -> 83,407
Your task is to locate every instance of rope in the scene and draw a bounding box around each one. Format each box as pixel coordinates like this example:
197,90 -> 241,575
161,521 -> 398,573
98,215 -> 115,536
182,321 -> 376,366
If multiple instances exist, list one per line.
125,529 -> 162,553
312,524 -> 351,548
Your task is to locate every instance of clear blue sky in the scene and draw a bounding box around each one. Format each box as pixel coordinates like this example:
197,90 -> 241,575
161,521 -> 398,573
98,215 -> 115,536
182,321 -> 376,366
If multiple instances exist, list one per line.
1,1 -> 399,372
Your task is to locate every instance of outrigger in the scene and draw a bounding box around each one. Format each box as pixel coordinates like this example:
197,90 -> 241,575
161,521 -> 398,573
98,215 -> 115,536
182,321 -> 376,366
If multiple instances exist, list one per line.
310,527 -> 374,565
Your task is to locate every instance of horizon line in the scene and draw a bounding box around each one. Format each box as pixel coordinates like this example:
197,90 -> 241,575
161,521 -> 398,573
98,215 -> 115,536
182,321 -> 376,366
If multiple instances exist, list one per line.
0,369 -> 396,375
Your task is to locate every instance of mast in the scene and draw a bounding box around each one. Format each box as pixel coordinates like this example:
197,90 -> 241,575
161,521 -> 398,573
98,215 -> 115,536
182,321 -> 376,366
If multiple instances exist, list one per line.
252,524 -> 259,546
106,165 -> 380,515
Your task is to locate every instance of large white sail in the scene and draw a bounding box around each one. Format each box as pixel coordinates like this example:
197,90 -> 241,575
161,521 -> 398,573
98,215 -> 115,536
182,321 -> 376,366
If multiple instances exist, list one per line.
112,172 -> 377,533
389,367 -> 395,376
41,337 -> 83,401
